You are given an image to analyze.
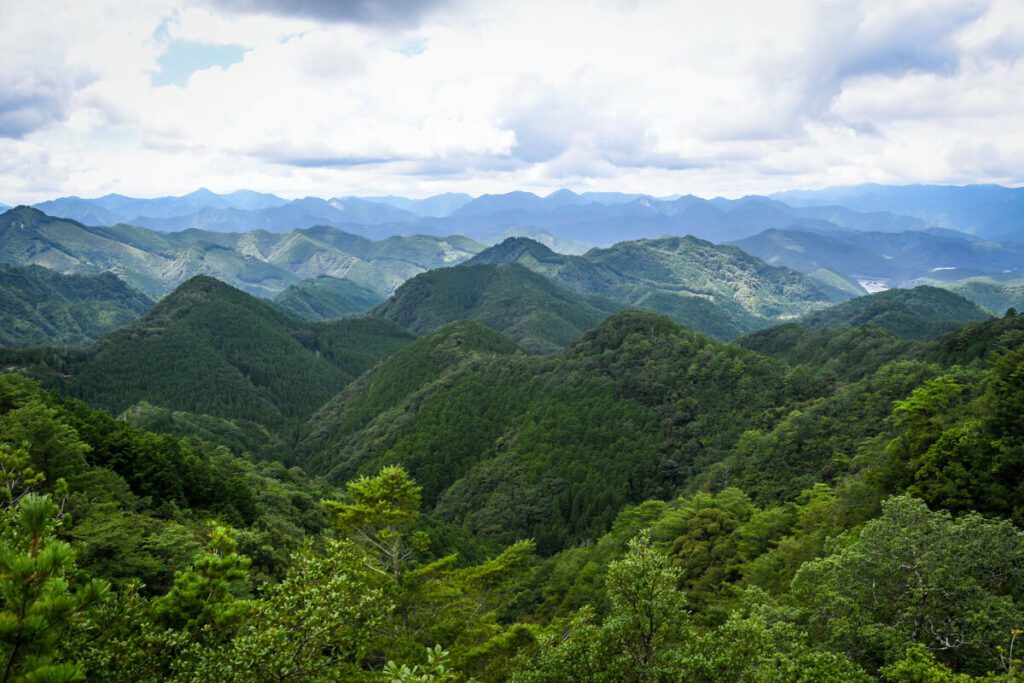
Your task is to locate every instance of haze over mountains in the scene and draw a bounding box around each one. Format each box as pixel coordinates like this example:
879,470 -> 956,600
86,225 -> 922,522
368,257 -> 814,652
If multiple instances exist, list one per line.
20,183 -> 1023,246
774,184 -> 1024,242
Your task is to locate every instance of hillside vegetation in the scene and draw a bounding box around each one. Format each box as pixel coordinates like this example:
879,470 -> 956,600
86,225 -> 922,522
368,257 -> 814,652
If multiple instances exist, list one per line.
0,299 -> 1022,680
273,276 -> 384,321
467,236 -> 843,339
4,276 -> 414,433
371,263 -> 622,352
797,285 -> 991,338
0,265 -> 153,347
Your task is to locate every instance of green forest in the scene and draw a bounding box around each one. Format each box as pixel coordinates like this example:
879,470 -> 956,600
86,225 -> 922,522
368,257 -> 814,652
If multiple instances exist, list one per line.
1,272 -> 1023,681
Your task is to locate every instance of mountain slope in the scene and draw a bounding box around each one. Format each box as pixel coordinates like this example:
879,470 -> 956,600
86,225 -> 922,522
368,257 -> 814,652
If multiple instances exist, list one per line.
371,262 -> 621,352
57,276 -> 414,427
939,278 -> 1024,315
0,265 -> 154,348
299,320 -> 523,474
0,207 -> 482,298
466,236 -> 840,339
296,311 -> 791,552
0,206 -> 173,295
797,285 -> 991,338
273,276 -> 384,321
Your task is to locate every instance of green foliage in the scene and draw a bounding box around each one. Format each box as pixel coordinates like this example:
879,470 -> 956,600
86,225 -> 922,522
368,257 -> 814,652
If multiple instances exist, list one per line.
0,373 -> 337,590
3,259 -> 1024,681
302,311 -> 791,553
604,531 -> 688,680
943,278 -> 1024,317
152,526 -> 252,639
384,645 -> 457,683
324,465 -> 425,585
120,401 -> 279,459
0,494 -> 109,683
54,276 -> 413,431
512,530 -> 689,683
299,320 -> 522,474
791,496 -> 1024,675
176,538 -> 389,682
0,265 -> 153,348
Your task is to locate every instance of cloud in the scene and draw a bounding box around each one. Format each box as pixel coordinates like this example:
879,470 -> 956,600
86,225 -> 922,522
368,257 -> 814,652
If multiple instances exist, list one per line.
0,4 -> 98,138
1,0 -> 1022,203
833,2 -> 986,80
202,0 -> 450,26
0,76 -> 83,138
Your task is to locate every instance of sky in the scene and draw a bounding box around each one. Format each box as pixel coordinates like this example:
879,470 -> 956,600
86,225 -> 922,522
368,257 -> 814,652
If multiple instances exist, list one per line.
1,0 -> 1022,204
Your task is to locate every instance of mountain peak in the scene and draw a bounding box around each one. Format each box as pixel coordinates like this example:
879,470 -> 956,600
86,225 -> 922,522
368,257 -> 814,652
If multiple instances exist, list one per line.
467,236 -> 564,266
153,274 -> 243,309
571,310 -> 684,353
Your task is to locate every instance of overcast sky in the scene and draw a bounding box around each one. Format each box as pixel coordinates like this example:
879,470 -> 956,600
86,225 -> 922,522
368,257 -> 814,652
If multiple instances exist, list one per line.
1,0 -> 1022,203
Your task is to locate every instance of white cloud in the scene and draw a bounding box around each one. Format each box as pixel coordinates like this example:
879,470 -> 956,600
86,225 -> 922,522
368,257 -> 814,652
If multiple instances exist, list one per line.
0,0 -> 1021,204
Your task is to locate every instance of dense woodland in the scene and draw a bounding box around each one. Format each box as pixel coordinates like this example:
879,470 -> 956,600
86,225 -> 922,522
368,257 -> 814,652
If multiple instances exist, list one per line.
1,261 -> 1024,680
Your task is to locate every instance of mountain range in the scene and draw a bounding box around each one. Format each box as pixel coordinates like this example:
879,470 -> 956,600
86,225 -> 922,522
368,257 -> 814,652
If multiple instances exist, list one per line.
0,206 -> 482,298
773,183 -> 1024,241
20,186 -> 963,245
371,263 -> 622,352
462,236 -> 843,338
733,226 -> 1024,311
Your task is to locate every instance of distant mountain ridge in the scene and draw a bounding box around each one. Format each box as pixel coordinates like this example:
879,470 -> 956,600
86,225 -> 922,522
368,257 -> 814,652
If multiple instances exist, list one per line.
733,227 -> 1024,306
772,184 -> 1024,242
27,185 -> 954,244
0,206 -> 482,298
465,236 -> 843,339
736,227 -> 1024,280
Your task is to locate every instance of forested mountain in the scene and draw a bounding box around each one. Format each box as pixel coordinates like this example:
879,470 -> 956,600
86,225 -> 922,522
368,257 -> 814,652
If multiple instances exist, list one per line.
299,320 -> 524,474
466,236 -> 842,339
273,276 -> 384,321
942,278 -> 1024,315
0,206 -> 482,298
797,285 -> 992,338
4,276 -> 414,434
5,192 -> 1024,683
734,226 -> 1024,291
3,292 -> 1024,680
371,263 -> 621,352
0,265 -> 153,347
298,311 -> 791,550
